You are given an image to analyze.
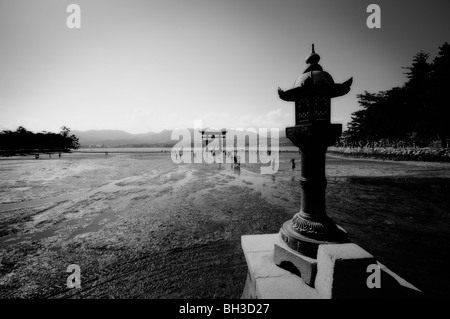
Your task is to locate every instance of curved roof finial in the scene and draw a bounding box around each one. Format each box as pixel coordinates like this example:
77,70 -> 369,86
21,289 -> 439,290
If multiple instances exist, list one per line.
306,44 -> 320,64
304,43 -> 322,73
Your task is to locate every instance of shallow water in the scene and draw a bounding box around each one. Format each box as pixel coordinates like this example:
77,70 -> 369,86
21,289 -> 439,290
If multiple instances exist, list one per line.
1,152 -> 450,298
0,179 -> 138,212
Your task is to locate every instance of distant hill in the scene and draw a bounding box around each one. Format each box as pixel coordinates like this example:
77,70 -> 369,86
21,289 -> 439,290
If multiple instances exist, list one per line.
72,128 -> 293,148
72,129 -> 173,147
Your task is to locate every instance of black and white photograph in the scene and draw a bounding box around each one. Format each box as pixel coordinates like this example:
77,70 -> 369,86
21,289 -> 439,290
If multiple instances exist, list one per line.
1,0 -> 449,305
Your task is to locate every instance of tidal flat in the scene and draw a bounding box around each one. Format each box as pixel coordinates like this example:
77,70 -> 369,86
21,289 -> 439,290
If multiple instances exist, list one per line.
0,151 -> 449,298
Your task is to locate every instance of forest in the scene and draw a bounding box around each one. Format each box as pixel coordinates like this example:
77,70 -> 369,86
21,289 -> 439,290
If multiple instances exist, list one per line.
0,126 -> 80,156
342,42 -> 450,149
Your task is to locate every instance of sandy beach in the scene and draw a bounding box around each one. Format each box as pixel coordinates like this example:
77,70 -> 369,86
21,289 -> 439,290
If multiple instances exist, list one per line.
1,151 -> 450,298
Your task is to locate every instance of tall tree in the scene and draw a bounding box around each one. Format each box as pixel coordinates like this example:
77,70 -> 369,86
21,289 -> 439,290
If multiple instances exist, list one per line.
403,51 -> 433,141
345,43 -> 450,148
430,42 -> 450,147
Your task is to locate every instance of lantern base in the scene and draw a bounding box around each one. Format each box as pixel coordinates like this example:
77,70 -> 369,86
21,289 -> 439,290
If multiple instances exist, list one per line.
279,219 -> 349,259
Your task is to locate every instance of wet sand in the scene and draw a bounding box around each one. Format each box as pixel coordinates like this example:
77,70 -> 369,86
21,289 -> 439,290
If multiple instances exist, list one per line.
1,152 -> 449,298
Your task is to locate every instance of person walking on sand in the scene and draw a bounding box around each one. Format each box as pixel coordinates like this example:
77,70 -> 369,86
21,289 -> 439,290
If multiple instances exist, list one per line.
234,155 -> 240,169
233,155 -> 240,172
290,158 -> 296,171
58,152 -> 61,158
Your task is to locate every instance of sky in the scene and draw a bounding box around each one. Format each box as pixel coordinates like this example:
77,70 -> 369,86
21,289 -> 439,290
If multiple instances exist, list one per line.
0,0 -> 449,134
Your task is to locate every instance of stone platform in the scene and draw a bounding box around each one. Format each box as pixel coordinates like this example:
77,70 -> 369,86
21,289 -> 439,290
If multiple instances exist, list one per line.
241,234 -> 422,299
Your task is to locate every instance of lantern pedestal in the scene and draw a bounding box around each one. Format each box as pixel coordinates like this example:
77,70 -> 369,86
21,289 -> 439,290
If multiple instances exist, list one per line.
278,122 -> 349,262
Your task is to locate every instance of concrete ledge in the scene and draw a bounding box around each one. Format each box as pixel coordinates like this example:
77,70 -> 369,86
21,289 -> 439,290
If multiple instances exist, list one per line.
377,262 -> 420,292
314,243 -> 378,299
241,234 -> 321,299
241,234 -> 422,299
273,234 -> 317,286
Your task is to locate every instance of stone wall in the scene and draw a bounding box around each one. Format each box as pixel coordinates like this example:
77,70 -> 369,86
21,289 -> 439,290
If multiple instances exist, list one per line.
241,234 -> 422,299
328,147 -> 450,162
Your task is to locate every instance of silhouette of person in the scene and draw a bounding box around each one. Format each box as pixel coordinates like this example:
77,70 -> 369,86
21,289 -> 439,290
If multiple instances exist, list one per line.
290,158 -> 296,171
234,155 -> 241,170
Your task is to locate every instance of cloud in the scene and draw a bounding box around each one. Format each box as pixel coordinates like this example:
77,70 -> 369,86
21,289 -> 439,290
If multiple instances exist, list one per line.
200,108 -> 292,130
234,108 -> 292,129
123,107 -> 196,134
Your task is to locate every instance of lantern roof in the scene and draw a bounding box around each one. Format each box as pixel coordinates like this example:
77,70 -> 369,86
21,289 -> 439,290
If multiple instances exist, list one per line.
278,44 -> 353,101
294,44 -> 334,87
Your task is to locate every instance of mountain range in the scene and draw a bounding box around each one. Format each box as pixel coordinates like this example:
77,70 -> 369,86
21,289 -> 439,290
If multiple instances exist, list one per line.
72,129 -> 293,147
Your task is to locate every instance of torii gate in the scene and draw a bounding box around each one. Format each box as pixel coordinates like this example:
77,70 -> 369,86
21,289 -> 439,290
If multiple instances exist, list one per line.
199,128 -> 227,153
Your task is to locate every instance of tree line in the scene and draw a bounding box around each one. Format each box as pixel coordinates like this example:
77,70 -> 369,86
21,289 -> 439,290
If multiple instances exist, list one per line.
343,42 -> 450,149
0,126 -> 80,156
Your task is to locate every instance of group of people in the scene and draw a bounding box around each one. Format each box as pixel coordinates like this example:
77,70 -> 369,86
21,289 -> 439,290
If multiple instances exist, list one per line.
169,149 -> 297,173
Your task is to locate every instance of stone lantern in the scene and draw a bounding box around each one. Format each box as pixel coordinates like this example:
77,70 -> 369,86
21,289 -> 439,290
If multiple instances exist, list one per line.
276,44 -> 353,260
240,45 -> 421,297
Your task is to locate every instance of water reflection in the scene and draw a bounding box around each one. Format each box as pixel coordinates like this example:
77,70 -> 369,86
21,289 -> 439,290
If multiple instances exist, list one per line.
232,164 -> 241,176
